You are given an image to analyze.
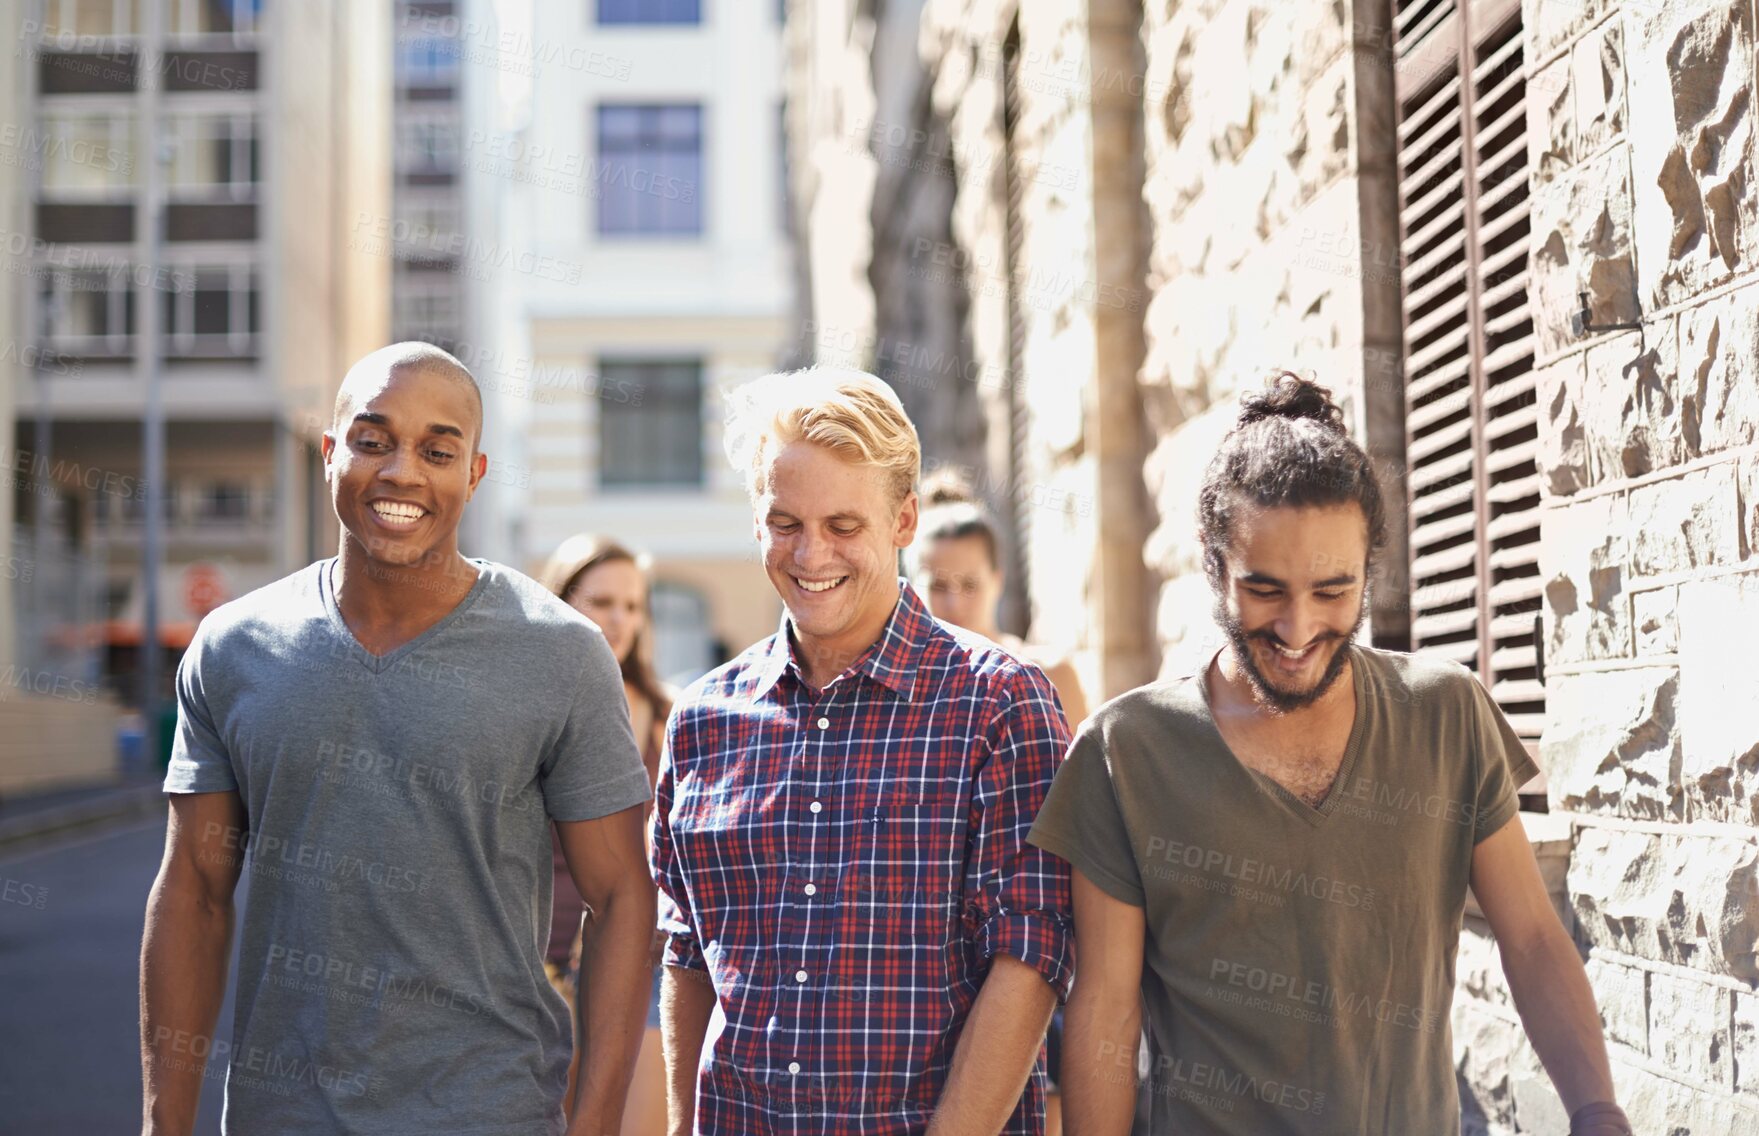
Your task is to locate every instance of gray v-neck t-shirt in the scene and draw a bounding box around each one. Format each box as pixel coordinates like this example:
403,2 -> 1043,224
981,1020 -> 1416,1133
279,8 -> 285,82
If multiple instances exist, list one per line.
164,558 -> 651,1135
1028,645 -> 1538,1135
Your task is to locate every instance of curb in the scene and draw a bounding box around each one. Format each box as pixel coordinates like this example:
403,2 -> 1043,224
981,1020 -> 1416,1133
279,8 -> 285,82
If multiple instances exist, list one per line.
0,783 -> 166,853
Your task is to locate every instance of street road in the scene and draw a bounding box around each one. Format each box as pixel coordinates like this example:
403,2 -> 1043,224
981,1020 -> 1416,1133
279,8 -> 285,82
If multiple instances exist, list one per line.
0,813 -> 236,1135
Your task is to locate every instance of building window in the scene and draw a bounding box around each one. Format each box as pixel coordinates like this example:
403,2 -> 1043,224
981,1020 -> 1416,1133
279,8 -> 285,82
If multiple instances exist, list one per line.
394,277 -> 462,342
171,0 -> 262,37
117,484 -> 177,524
650,580 -> 717,685
192,480 -> 254,525
39,268 -> 134,355
397,116 -> 458,176
595,104 -> 702,236
163,264 -> 259,356
1392,1 -> 1542,739
597,0 -> 699,26
396,193 -> 461,250
38,112 -> 136,197
395,117 -> 457,182
597,359 -> 703,487
39,0 -> 139,38
398,36 -> 460,85
167,114 -> 257,200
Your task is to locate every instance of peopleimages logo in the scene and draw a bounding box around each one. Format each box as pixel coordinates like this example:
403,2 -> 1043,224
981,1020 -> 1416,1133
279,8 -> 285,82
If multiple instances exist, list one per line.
264,944 -> 487,1017
0,664 -> 99,704
1207,957 -> 1443,1034
149,1028 -> 375,1098
1143,836 -> 1377,910
0,123 -> 133,174
198,822 -> 432,894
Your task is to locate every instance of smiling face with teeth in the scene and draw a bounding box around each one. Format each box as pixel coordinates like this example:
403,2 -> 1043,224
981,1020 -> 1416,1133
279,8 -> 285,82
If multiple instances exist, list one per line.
322,357 -> 487,577
1212,502 -> 1370,714
754,440 -> 918,689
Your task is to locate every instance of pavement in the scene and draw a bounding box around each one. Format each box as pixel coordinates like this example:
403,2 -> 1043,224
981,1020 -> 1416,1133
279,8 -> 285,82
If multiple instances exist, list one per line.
0,775 -> 167,852
0,812 -> 234,1134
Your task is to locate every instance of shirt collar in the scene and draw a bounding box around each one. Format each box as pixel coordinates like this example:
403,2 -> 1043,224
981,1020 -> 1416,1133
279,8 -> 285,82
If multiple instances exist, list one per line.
752,577 -> 930,702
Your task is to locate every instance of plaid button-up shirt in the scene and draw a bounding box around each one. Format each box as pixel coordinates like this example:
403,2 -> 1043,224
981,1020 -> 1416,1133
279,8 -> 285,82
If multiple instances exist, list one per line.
651,581 -> 1075,1134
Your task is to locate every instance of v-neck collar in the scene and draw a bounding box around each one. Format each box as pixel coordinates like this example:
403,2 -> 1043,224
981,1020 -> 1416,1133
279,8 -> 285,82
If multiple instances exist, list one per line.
1196,644 -> 1368,829
319,557 -> 488,674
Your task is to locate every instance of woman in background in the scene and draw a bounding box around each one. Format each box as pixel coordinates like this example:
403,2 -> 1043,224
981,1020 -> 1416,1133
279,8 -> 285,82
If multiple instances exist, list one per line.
538,534 -> 673,1127
911,471 -> 1089,725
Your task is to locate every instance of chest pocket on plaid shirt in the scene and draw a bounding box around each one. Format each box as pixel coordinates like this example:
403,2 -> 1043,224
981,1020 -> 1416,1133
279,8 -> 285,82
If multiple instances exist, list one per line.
841,773 -> 966,935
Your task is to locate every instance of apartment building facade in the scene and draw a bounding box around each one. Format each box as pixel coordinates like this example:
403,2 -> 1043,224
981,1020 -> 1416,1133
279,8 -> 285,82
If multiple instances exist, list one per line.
3,0 -> 390,713
494,0 -> 793,680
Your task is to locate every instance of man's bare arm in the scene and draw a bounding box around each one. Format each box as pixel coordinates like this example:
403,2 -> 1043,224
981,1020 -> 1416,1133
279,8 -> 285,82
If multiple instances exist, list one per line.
141,791 -> 246,1136
926,954 -> 1058,1134
1470,817 -> 1621,1120
660,964 -> 715,1136
557,805 -> 658,1136
1062,870 -> 1145,1136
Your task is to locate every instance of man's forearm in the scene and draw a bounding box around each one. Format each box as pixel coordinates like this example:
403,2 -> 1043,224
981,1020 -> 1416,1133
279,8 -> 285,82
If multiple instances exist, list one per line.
660,965 -> 715,1136
928,955 -> 1057,1135
569,888 -> 659,1136
1060,981 -> 1141,1136
1503,931 -> 1618,1112
140,880 -> 234,1136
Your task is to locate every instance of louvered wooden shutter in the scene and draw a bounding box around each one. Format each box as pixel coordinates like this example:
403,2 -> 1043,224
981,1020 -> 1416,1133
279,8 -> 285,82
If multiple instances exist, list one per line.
1394,0 -> 1544,740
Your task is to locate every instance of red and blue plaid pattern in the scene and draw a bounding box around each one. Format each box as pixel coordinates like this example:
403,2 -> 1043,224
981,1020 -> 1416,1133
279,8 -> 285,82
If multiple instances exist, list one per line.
651,581 -> 1074,1134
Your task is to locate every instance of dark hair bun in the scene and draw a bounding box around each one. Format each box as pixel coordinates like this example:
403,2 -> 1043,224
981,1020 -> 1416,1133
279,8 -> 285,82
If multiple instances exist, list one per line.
921,467 -> 979,508
1237,371 -> 1346,433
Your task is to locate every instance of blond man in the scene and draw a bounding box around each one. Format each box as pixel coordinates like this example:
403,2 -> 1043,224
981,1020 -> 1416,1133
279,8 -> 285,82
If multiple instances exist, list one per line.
651,368 -> 1074,1134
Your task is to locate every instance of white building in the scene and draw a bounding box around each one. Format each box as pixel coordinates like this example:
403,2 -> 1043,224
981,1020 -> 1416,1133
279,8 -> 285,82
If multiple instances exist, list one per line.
496,0 -> 792,679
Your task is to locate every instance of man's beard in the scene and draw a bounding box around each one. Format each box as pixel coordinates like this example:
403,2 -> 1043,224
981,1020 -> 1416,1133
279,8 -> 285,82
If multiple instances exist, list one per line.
1214,596 -> 1367,713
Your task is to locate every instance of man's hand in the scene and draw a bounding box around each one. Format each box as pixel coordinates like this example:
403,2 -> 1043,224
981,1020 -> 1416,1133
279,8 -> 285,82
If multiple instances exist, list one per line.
141,791 -> 247,1136
1470,816 -> 1619,1115
557,805 -> 658,1136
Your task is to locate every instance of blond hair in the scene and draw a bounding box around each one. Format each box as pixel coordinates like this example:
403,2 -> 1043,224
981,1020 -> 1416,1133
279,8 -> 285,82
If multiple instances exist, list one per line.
723,366 -> 921,504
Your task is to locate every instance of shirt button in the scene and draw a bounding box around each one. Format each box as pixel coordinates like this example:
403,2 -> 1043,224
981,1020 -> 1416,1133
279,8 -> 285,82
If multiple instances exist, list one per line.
809,801 -> 822,814
788,1062 -> 801,1074
804,883 -> 817,896
816,716 -> 829,730
795,969 -> 808,983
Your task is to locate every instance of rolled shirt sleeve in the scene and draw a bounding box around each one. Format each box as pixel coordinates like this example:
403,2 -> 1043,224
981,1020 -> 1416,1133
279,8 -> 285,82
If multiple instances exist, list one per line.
963,665 -> 1075,1001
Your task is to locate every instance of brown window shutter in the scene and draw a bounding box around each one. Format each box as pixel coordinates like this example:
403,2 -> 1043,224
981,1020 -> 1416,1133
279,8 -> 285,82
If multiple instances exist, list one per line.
1395,0 -> 1544,740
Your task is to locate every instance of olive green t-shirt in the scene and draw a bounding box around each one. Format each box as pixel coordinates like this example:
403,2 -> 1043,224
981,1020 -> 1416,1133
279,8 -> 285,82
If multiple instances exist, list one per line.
1027,645 -> 1539,1135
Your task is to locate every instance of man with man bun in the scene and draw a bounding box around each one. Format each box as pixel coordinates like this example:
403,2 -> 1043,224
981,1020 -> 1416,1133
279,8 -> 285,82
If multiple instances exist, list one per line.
1030,373 -> 1629,1135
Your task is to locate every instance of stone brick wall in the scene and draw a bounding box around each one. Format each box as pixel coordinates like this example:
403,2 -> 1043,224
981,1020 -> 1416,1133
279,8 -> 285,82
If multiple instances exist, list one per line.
1137,0 -> 1409,675
918,0 -> 1156,693
1468,1 -> 1759,1130
786,0 -> 1156,696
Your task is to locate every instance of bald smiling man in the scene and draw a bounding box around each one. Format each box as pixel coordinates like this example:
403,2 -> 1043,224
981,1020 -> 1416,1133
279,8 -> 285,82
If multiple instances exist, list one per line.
140,344 -> 657,1136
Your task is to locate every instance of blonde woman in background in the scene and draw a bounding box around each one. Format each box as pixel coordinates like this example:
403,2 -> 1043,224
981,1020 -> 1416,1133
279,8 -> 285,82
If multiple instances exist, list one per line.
538,534 -> 674,1130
